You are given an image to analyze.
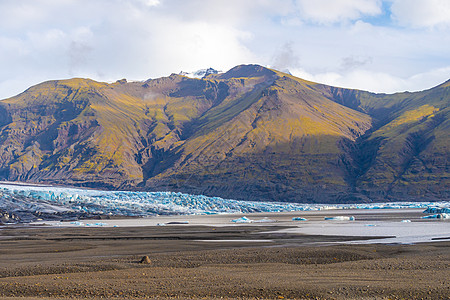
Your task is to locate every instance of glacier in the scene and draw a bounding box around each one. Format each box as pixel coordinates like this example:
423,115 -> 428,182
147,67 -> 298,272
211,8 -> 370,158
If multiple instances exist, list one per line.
0,181 -> 449,223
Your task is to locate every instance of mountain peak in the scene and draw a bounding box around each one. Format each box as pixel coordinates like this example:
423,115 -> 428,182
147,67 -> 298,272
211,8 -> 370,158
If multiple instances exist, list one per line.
218,64 -> 277,79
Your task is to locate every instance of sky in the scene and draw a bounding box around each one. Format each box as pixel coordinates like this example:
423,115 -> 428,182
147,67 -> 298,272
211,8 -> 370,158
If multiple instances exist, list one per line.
1,0 -> 450,99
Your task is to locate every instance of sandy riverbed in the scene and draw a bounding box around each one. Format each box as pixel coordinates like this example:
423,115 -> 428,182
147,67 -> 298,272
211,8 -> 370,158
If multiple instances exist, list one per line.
0,209 -> 449,299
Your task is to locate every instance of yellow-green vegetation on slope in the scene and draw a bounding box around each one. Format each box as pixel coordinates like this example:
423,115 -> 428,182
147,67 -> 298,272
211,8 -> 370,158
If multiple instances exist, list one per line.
316,79 -> 449,201
0,75 -> 232,189
374,104 -> 439,136
146,67 -> 373,202
356,105 -> 449,200
0,65 -> 448,203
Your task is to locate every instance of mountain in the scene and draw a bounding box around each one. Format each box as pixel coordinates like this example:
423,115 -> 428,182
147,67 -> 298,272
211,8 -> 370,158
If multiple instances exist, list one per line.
0,65 -> 448,203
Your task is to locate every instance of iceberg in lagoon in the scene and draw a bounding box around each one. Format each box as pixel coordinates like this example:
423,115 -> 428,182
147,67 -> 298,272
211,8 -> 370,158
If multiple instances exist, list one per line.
292,217 -> 308,221
231,216 -> 253,223
324,216 -> 355,221
421,213 -> 449,220
86,222 -> 108,227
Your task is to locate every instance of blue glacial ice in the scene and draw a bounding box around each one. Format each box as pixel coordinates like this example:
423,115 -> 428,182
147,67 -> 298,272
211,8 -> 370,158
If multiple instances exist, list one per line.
423,207 -> 450,214
421,213 -> 449,220
0,181 -> 449,221
231,216 -> 276,223
231,216 -> 253,223
324,216 -> 355,221
0,182 -> 320,218
85,222 -> 108,227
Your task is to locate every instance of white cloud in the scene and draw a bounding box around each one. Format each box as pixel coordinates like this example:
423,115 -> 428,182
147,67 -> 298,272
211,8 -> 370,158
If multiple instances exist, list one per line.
407,66 -> 450,90
0,0 -> 449,99
138,0 -> 160,7
295,0 -> 382,24
325,70 -> 408,92
145,19 -> 255,75
155,0 -> 294,27
340,55 -> 373,70
271,42 -> 300,71
290,66 -> 450,93
391,0 -> 450,28
0,0 -> 256,97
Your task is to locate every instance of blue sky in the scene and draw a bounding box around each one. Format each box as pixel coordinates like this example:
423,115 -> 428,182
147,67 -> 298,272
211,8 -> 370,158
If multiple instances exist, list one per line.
0,0 -> 449,99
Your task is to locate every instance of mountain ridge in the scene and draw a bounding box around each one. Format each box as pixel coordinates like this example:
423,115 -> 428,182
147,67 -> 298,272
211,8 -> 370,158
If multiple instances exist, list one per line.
0,64 -> 448,203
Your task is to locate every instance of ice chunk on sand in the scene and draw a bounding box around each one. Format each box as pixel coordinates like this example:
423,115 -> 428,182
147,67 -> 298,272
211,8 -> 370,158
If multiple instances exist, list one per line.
69,221 -> 84,226
85,222 -> 108,227
231,216 -> 253,223
324,216 -> 355,221
422,213 -> 449,219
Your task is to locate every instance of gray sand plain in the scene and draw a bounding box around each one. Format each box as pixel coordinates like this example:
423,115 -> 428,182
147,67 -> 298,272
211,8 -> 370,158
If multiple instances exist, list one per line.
0,209 -> 449,299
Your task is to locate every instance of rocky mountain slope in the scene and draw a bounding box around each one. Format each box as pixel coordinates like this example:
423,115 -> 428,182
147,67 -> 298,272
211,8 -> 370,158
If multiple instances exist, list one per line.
0,65 -> 448,203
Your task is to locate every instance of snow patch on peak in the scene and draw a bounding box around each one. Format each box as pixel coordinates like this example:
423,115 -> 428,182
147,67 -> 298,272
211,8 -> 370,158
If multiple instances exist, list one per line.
180,67 -> 222,79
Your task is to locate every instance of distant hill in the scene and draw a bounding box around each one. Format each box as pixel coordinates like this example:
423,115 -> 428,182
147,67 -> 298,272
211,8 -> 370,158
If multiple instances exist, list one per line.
0,65 -> 448,203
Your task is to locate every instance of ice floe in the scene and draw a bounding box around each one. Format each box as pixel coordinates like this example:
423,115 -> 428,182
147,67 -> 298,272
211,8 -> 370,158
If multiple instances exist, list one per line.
231,216 -> 277,223
86,222 -> 108,227
324,216 -> 355,221
231,216 -> 253,223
